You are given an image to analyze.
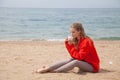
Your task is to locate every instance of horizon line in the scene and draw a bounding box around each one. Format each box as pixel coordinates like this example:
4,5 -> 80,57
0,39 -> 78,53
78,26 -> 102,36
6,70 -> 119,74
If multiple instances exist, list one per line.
0,6 -> 120,9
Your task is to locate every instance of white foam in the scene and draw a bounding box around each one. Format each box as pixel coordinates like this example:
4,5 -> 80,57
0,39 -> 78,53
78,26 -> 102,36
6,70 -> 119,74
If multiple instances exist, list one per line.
47,39 -> 64,41
0,38 -> 65,42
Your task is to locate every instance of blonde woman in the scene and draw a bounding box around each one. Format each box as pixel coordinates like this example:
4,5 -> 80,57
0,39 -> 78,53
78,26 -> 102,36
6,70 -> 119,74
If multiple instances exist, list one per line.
36,22 -> 100,73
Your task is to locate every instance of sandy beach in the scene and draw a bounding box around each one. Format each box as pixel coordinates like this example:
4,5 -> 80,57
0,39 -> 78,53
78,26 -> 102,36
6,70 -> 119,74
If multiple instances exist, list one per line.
0,40 -> 120,80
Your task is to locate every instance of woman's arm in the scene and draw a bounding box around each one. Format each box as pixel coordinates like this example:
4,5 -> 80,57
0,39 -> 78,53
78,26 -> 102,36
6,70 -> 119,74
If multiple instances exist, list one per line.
66,39 -> 90,60
65,38 -> 75,57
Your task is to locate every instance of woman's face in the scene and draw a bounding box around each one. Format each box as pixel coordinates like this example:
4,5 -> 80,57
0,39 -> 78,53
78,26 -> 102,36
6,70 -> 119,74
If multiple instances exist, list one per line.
70,27 -> 80,39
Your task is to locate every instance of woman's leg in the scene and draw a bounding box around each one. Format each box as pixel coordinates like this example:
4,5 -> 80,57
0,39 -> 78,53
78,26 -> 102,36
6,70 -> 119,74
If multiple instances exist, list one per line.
48,58 -> 74,71
53,60 -> 93,72
36,58 -> 74,73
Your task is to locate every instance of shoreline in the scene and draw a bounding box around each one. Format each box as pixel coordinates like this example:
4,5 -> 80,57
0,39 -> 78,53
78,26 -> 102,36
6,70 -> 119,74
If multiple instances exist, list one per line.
0,38 -> 120,42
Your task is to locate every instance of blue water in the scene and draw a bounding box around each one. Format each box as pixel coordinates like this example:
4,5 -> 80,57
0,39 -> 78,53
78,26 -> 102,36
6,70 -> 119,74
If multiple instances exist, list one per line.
0,7 -> 120,41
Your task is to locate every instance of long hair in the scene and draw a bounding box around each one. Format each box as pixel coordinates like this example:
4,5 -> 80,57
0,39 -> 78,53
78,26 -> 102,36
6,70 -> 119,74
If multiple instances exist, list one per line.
70,22 -> 87,48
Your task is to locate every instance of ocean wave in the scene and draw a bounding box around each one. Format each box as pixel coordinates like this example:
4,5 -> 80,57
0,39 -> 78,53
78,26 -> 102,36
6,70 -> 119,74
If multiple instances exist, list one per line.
28,18 -> 47,21
47,39 -> 65,41
98,37 -> 120,40
0,38 -> 65,42
0,37 -> 120,42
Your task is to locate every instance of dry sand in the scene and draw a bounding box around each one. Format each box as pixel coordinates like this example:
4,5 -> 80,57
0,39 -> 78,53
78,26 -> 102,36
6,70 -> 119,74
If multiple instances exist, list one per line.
0,40 -> 120,80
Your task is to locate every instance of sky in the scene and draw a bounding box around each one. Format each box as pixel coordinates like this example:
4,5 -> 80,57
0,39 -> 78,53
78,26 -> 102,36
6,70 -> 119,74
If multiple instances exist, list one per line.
0,0 -> 120,8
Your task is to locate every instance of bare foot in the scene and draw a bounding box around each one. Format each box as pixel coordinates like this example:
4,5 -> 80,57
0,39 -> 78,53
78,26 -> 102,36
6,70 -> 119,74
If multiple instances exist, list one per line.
36,66 -> 49,73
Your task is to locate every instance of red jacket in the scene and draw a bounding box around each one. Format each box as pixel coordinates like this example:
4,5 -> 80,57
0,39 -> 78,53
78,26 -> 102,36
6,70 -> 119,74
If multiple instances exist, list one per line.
65,37 -> 100,72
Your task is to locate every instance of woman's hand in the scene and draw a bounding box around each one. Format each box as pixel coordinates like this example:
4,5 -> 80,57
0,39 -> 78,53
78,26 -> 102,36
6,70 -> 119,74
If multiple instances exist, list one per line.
65,37 -> 74,45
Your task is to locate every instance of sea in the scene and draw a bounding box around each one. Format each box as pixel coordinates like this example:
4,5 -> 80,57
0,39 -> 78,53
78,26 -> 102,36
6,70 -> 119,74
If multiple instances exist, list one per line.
0,7 -> 120,41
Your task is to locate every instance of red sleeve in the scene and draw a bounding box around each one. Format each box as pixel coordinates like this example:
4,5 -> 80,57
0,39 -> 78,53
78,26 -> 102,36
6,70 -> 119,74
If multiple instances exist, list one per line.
65,39 -> 90,60
65,41 -> 74,56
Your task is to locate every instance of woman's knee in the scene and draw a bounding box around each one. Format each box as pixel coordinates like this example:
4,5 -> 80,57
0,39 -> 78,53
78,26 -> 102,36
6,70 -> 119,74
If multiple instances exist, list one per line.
72,60 -> 87,67
67,58 -> 74,62
70,60 -> 80,66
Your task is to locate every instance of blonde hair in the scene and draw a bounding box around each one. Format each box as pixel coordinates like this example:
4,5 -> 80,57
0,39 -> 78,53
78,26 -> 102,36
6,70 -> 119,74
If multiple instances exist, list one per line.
70,22 -> 87,48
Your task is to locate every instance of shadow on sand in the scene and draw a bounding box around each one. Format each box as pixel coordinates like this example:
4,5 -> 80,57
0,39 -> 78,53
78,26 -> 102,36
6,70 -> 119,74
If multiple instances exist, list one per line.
74,68 -> 115,75
99,68 -> 115,73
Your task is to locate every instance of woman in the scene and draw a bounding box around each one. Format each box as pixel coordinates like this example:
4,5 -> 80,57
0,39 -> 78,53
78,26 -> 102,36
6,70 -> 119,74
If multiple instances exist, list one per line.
36,22 -> 100,73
